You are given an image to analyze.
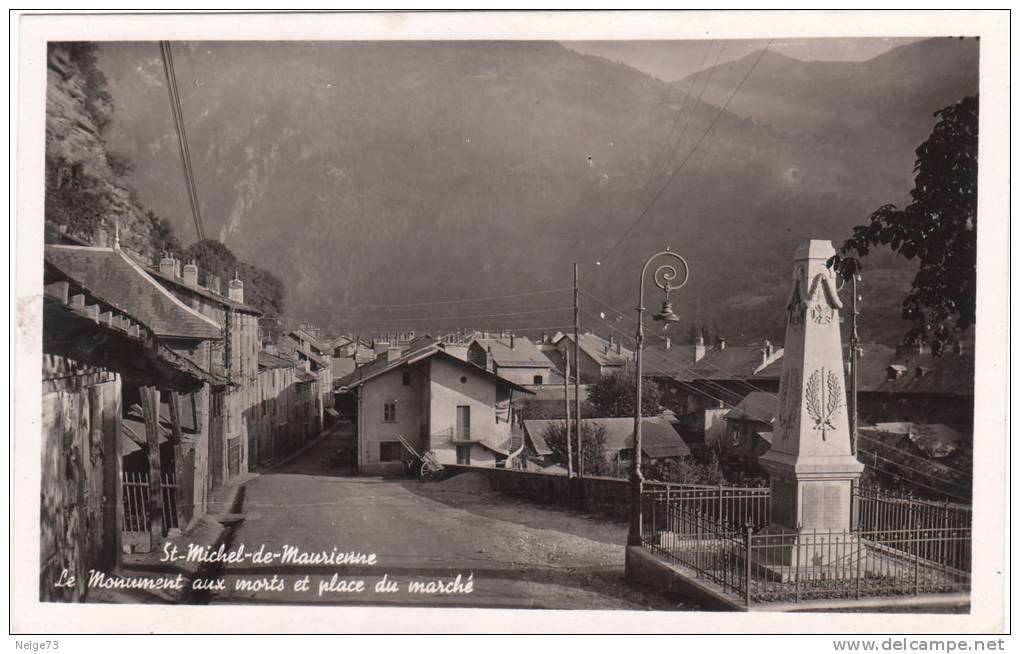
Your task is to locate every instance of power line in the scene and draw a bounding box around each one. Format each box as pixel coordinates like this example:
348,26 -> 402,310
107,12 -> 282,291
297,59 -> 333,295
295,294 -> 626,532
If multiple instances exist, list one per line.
290,287 -> 573,312
582,289 -> 772,399
645,42 -> 719,190
159,41 -> 206,242
597,40 -> 774,264
290,306 -> 570,324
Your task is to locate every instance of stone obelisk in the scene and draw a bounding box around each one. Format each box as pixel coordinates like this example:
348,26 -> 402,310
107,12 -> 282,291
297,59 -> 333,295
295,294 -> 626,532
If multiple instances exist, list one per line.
759,240 -> 864,565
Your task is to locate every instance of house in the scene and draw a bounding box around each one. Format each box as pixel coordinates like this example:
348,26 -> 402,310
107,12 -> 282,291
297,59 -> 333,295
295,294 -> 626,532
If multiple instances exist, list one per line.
43,244 -> 250,504
721,391 -> 777,469
249,350 -> 321,466
41,256 -> 217,599
522,416 -> 691,468
468,334 -> 555,386
552,332 -> 634,383
146,254 -> 264,477
336,337 -> 533,475
278,330 -> 334,432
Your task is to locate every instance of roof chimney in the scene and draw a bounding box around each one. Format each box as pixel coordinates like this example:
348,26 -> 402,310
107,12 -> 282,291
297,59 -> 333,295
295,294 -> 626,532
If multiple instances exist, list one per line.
183,260 -> 199,288
386,347 -> 402,362
374,338 -> 389,357
94,220 -> 109,248
664,334 -> 671,351
159,252 -> 176,278
207,274 -> 221,295
510,333 -> 515,350
761,338 -> 773,365
616,338 -> 622,354
227,271 -> 244,303
718,336 -> 726,350
486,345 -> 494,372
694,334 -> 706,362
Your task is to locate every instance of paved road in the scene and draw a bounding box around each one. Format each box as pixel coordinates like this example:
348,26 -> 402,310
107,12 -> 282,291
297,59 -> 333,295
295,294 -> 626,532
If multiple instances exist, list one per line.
203,425 -> 695,610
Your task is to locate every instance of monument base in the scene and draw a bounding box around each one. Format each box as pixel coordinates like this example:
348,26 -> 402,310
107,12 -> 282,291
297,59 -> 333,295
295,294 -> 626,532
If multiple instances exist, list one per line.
752,526 -> 862,582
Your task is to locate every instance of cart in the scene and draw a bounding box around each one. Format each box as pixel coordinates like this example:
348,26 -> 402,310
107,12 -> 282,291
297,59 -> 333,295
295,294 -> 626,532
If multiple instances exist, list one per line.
396,435 -> 444,482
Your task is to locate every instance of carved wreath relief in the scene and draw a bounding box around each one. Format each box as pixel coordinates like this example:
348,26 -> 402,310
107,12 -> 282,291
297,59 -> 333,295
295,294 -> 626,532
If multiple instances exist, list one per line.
805,367 -> 842,440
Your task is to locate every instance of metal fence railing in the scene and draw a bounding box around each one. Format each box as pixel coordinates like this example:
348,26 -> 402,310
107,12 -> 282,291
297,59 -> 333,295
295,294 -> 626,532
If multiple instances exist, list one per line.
122,471 -> 181,534
640,483 -> 972,606
642,481 -> 771,533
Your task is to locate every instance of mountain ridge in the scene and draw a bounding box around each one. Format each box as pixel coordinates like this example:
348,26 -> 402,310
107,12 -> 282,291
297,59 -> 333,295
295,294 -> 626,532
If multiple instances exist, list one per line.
91,38 -> 978,345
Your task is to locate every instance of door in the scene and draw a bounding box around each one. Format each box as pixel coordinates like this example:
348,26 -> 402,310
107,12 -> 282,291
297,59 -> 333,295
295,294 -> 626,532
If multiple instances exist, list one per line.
456,405 -> 471,440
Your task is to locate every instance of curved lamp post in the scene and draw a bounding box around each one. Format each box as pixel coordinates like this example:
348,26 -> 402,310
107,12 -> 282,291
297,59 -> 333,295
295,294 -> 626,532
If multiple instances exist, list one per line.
628,249 -> 689,547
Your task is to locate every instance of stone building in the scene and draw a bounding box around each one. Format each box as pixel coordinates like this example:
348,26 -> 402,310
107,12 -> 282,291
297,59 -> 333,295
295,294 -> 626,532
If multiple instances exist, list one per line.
467,334 -> 555,386
41,256 -> 216,600
336,337 -> 532,474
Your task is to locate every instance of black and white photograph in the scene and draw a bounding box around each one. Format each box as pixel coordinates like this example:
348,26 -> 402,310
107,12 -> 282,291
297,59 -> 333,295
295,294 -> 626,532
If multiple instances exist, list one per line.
11,9 -> 1009,636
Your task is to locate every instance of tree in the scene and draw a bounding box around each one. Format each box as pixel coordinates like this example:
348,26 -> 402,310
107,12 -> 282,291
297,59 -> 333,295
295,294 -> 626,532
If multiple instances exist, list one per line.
183,239 -> 286,321
831,96 -> 977,355
541,420 -> 608,476
587,365 -> 663,418
648,451 -> 724,486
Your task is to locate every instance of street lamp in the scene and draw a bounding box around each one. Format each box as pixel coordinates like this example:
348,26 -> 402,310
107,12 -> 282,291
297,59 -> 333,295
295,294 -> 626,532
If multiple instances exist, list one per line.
628,249 -> 689,547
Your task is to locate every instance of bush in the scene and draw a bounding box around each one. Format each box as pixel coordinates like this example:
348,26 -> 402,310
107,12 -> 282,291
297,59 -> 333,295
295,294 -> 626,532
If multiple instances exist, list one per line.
542,420 -> 608,476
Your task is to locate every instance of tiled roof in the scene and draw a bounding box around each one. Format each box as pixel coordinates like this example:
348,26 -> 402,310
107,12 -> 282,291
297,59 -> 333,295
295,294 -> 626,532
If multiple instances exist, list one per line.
45,245 -> 222,340
556,332 -> 634,367
258,350 -> 296,370
471,336 -> 552,368
724,391 -> 779,425
523,416 -> 690,459
336,338 -> 533,395
643,343 -> 698,377
332,356 -> 356,380
148,266 -> 260,315
683,345 -> 781,381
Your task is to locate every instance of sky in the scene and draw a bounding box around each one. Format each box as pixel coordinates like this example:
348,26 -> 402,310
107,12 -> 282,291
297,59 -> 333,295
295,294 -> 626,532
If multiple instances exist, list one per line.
561,37 -> 924,81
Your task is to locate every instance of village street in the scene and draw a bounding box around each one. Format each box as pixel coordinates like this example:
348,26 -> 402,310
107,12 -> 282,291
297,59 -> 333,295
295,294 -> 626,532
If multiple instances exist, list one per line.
200,427 -> 693,610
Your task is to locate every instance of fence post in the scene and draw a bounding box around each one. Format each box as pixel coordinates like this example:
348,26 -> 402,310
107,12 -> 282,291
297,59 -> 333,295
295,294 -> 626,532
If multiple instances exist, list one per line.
855,531 -> 864,600
744,521 -> 753,607
913,522 -> 921,596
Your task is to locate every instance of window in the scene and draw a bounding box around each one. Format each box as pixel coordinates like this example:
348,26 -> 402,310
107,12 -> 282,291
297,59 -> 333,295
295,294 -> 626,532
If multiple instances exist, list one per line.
456,445 -> 472,465
402,371 -> 411,386
533,375 -> 543,385
383,402 -> 397,422
380,442 -> 403,462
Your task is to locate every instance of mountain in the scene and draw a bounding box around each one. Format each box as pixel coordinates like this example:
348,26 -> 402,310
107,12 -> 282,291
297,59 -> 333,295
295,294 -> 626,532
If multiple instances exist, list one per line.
90,39 -> 978,346
674,38 -> 979,176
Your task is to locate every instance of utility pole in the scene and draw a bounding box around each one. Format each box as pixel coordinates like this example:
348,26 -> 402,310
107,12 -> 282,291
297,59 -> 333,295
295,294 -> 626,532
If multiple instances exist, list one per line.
573,263 -> 582,479
564,351 -> 573,478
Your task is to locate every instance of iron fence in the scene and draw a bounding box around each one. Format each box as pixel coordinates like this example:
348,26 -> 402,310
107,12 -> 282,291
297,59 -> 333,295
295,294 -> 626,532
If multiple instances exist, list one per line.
122,471 -> 181,534
640,484 -> 972,606
642,481 -> 771,533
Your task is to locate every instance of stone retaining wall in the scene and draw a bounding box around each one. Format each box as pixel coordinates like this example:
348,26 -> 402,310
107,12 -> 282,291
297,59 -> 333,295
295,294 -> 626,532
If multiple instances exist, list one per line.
443,465 -> 630,519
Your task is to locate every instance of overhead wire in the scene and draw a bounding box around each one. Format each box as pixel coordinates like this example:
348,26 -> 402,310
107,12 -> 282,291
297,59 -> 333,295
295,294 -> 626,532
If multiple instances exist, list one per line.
644,42 -> 718,190
159,41 -> 206,242
289,286 -> 573,312
582,288 -> 774,399
595,40 -> 774,267
292,306 -> 571,324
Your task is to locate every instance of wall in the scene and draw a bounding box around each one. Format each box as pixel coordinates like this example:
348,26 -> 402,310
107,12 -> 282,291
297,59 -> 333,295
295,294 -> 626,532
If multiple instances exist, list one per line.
556,338 -> 602,384
428,357 -> 509,466
442,465 -> 630,518
40,355 -> 121,602
358,364 -> 425,475
494,365 -> 550,387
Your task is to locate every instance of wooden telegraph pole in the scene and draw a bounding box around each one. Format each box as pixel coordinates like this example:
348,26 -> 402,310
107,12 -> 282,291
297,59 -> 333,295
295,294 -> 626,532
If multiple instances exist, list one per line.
573,263 -> 582,479
564,351 -> 573,478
